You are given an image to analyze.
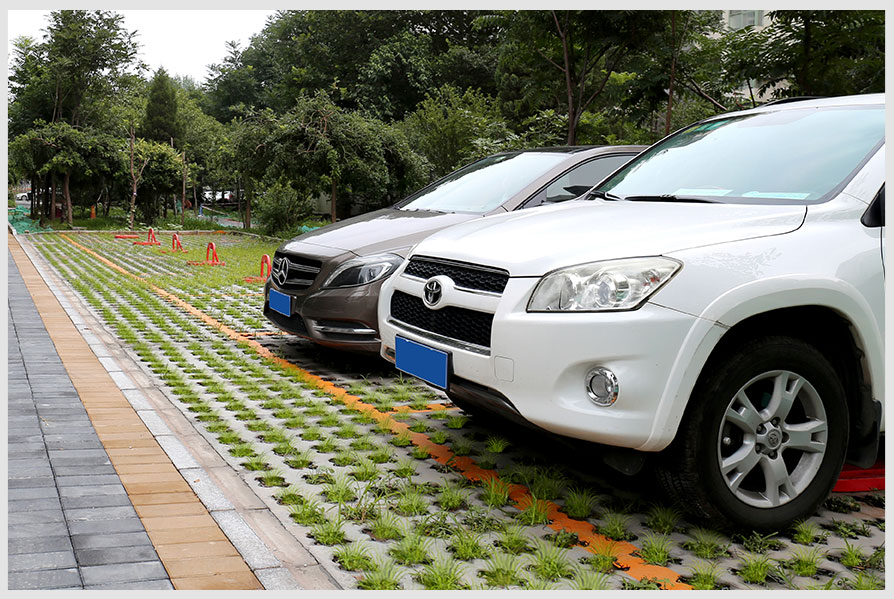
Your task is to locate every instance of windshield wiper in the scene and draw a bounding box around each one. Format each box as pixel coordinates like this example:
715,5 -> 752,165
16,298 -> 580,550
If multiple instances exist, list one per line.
586,190 -> 623,201
622,194 -> 718,204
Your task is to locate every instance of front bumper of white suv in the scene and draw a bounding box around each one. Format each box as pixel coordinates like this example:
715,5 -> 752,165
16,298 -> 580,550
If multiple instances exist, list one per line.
378,257 -> 709,451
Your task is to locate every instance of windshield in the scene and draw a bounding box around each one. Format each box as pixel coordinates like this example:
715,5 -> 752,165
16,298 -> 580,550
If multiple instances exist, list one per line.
397,152 -> 569,213
598,105 -> 884,204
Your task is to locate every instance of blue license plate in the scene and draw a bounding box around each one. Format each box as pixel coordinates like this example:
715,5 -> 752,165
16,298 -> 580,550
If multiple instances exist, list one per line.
395,336 -> 449,389
269,288 -> 291,316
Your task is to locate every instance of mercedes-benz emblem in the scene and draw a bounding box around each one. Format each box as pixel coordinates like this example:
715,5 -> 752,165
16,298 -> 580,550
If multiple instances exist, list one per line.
273,257 -> 289,287
423,279 -> 442,307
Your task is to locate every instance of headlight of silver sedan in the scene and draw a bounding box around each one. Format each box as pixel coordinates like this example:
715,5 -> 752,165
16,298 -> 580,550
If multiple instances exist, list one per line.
322,253 -> 405,289
527,257 -> 681,312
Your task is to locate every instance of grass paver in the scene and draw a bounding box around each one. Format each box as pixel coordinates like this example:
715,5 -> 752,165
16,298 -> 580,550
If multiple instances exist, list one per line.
26,229 -> 885,591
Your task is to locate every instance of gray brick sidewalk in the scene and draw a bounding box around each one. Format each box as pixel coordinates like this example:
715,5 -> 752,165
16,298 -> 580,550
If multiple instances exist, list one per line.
7,250 -> 172,590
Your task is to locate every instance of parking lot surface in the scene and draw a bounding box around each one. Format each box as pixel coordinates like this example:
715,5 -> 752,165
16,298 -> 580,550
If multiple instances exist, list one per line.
11,229 -> 885,590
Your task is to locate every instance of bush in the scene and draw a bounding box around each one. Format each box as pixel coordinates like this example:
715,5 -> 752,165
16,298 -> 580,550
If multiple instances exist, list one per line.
254,179 -> 315,236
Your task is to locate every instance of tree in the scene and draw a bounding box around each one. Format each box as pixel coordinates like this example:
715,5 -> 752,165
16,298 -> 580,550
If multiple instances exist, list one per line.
723,10 -> 884,101
490,10 -> 666,145
142,68 -> 181,146
231,91 -> 427,227
43,10 -> 142,126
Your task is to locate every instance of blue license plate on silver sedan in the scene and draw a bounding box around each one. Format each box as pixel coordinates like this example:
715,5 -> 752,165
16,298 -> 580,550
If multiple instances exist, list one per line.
269,288 -> 291,316
395,336 -> 449,389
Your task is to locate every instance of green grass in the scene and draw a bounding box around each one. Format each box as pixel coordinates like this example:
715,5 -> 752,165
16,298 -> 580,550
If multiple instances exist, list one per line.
309,516 -> 347,545
582,544 -> 618,573
323,476 -> 356,503
333,542 -> 374,571
481,552 -> 524,587
738,553 -> 774,584
687,560 -> 720,590
448,528 -> 488,560
528,540 -> 574,581
563,487 -> 598,520
637,532 -> 673,566
787,545 -> 826,577
644,505 -> 681,535
357,559 -> 403,590
481,477 -> 511,508
569,566 -> 610,590
682,527 -> 729,560
369,511 -> 404,541
437,483 -> 468,511
517,497 -> 552,526
839,539 -> 867,568
389,532 -> 432,565
395,484 -> 429,516
416,556 -> 468,590
496,524 -> 532,555
599,510 -> 634,541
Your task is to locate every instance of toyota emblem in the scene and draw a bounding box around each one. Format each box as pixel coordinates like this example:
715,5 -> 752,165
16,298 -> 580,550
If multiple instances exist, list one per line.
423,279 -> 442,307
273,257 -> 289,286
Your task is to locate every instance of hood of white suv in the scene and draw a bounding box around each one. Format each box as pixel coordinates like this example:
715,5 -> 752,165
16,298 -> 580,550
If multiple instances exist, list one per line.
410,200 -> 807,276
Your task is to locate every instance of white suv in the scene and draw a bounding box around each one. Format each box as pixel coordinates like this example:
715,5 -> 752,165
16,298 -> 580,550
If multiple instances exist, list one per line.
378,95 -> 885,529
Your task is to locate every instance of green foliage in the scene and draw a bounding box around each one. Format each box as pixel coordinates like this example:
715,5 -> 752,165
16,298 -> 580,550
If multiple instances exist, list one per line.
142,68 -> 180,145
737,552 -> 775,584
725,10 -> 884,100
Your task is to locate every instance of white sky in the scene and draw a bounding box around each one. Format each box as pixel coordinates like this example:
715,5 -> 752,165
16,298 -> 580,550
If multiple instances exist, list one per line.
7,10 -> 277,83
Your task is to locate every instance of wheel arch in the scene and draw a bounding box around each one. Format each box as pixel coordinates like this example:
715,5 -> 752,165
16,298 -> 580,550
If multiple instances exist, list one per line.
663,303 -> 882,466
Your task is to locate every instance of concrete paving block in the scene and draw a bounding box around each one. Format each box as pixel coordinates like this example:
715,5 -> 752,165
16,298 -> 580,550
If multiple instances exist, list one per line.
7,521 -> 71,539
68,517 -> 148,536
8,567 -> 82,590
61,493 -> 136,510
8,550 -> 78,572
109,371 -> 137,389
254,567 -> 302,590
137,410 -> 173,435
85,579 -> 174,590
8,497 -> 63,513
75,545 -> 161,567
55,474 -> 124,487
8,535 -> 74,556
59,484 -> 128,498
71,531 -> 153,551
156,435 -> 200,469
211,510 -> 281,569
80,561 -> 169,586
123,388 -> 154,410
98,357 -> 121,372
7,476 -> 56,489
7,486 -> 61,501
66,505 -> 140,522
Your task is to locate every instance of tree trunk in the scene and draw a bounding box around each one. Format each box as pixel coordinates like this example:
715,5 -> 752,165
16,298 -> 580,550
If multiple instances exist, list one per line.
243,179 -> 252,230
29,175 -> 37,219
42,175 -> 51,223
181,153 -> 187,226
664,11 -> 678,136
51,175 -> 59,222
330,178 -> 337,223
63,171 -> 73,225
103,182 -> 111,217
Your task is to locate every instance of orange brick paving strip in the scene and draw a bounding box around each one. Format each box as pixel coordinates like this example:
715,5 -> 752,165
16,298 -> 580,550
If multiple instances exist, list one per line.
9,233 -> 262,590
58,232 -> 691,589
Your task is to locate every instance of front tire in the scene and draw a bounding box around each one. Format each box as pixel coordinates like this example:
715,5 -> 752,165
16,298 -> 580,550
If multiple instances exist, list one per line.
657,336 -> 848,531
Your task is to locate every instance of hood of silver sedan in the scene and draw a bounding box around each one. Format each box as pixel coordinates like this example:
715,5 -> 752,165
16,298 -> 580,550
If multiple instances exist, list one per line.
281,208 -> 478,258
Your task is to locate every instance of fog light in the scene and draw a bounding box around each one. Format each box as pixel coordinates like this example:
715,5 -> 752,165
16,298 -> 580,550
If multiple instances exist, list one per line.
585,367 -> 619,406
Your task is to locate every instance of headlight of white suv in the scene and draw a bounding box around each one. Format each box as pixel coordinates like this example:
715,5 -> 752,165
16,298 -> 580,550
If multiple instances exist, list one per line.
322,253 -> 405,289
527,257 -> 681,312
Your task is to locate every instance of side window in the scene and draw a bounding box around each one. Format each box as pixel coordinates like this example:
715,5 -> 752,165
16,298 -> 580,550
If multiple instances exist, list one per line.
861,185 -> 885,228
522,155 -> 633,209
